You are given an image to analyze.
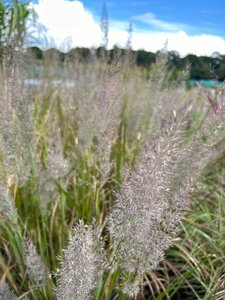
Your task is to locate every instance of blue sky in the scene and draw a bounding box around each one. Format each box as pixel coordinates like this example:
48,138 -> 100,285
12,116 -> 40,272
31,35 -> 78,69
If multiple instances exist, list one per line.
81,0 -> 225,36
29,0 -> 225,56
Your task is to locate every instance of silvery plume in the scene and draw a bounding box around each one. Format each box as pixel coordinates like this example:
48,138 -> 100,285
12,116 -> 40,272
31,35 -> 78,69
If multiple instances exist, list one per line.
78,59 -> 122,181
33,126 -> 69,213
56,220 -> 105,300
46,128 -> 69,181
0,178 -> 18,223
0,282 -> 18,300
109,98 -> 224,294
94,59 -> 122,180
0,48 -> 34,187
23,238 -> 48,285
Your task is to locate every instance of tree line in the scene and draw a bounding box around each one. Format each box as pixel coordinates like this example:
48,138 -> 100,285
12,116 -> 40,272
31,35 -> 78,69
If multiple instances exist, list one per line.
28,46 -> 225,81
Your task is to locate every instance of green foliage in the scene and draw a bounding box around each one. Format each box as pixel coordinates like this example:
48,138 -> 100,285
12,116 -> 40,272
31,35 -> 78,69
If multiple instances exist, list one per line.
0,0 -> 29,55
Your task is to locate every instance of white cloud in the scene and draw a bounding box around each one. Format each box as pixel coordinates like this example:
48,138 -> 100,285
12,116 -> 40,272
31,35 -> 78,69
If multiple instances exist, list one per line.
31,0 -> 102,49
133,12 -> 188,32
132,30 -> 225,57
29,0 -> 225,56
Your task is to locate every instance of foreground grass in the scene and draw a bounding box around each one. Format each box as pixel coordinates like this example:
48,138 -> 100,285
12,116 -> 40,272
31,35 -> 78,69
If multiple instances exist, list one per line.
0,49 -> 225,299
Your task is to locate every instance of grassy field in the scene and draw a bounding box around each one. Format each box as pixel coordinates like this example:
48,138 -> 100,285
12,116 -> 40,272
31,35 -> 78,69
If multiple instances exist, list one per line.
0,47 -> 225,300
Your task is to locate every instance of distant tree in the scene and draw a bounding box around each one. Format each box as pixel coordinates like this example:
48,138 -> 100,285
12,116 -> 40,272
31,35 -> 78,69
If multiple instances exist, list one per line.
44,48 -> 65,63
168,51 -> 183,68
136,50 -> 156,67
215,55 -> 225,81
27,46 -> 43,60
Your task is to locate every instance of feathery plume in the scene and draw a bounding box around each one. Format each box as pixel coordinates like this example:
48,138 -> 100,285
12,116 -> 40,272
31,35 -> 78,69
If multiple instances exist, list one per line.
0,282 -> 18,300
94,59 -> 122,179
0,46 -> 34,187
109,98 -> 225,294
110,116 -> 185,274
77,58 -> 122,180
100,2 -> 109,48
46,128 -> 69,180
0,179 -> 18,222
23,238 -> 48,285
56,220 -> 105,300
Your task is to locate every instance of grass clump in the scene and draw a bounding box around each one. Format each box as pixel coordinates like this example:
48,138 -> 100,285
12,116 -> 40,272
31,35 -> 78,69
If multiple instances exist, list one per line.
0,41 -> 225,300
